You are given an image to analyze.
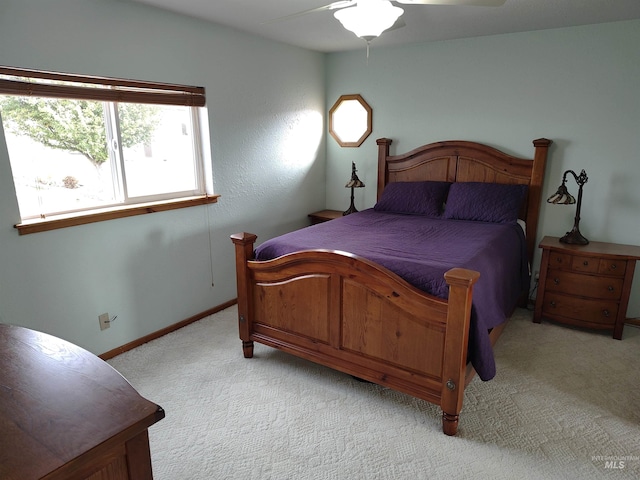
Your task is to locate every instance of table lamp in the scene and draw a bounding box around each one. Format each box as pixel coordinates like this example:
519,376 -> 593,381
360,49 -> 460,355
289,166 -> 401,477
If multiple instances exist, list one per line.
547,169 -> 589,245
344,162 -> 365,215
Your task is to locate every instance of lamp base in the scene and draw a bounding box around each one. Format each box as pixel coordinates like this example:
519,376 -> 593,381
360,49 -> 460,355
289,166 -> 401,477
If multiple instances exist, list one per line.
344,187 -> 358,215
343,204 -> 358,216
559,229 -> 589,245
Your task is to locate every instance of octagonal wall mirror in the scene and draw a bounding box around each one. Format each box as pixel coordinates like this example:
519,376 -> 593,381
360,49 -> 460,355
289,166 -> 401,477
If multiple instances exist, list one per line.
329,94 -> 372,147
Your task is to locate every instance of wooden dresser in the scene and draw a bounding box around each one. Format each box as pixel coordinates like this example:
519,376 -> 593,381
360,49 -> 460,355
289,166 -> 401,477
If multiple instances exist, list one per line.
0,324 -> 164,480
534,236 -> 640,339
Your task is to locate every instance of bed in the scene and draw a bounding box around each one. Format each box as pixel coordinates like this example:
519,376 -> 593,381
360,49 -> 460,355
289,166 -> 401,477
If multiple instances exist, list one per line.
231,137 -> 551,435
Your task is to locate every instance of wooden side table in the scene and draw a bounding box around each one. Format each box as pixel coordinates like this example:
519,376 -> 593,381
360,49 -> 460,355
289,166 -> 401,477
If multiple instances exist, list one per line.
308,209 -> 343,224
533,236 -> 640,339
0,324 -> 164,480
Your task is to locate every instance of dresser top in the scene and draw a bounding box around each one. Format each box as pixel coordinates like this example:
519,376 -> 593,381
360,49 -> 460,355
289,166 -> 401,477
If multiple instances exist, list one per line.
0,324 -> 164,479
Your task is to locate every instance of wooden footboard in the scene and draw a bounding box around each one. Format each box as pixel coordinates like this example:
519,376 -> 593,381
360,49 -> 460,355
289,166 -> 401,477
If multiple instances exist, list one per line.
231,232 -> 479,436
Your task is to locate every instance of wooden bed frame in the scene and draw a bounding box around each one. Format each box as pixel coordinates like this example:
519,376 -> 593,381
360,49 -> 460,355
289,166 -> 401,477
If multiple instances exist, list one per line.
231,137 -> 551,435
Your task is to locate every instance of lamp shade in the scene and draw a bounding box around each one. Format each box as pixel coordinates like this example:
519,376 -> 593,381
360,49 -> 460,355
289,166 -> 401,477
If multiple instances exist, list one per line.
346,177 -> 365,188
345,161 -> 365,188
547,184 -> 576,205
334,1 -> 404,40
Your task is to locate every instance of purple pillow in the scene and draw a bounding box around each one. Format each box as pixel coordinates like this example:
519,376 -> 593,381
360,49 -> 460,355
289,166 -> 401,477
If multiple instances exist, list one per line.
374,181 -> 451,217
443,182 -> 528,224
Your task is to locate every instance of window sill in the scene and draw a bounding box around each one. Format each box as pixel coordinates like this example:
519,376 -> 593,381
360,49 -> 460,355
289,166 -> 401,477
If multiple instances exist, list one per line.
14,194 -> 220,235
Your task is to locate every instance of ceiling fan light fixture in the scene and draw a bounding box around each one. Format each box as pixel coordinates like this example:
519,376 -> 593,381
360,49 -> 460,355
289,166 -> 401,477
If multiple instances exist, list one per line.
334,0 -> 404,40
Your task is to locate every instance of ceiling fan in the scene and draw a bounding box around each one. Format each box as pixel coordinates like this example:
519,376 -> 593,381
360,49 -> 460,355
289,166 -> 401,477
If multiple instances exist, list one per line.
269,0 -> 506,42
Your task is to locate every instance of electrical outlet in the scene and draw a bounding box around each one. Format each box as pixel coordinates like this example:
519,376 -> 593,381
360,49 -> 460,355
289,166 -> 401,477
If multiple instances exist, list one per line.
99,313 -> 110,331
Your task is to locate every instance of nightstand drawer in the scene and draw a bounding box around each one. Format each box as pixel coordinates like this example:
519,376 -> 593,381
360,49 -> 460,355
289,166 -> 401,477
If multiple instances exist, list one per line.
548,253 -> 572,271
598,259 -> 626,277
571,255 -> 599,273
542,292 -> 618,326
545,270 -> 624,300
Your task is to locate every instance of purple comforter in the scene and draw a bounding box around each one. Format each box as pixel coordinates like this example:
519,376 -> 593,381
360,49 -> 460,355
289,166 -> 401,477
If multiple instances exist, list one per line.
255,209 -> 529,381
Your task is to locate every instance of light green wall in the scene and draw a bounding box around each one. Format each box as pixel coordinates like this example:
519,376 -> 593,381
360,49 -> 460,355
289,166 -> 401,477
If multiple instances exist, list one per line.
0,0 -> 326,353
2,1 -> 638,353
326,20 -> 640,317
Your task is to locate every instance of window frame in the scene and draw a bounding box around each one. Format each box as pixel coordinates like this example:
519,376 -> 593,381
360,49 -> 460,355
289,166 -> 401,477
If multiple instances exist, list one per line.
0,66 -> 217,235
328,94 -> 372,148
13,195 -> 219,235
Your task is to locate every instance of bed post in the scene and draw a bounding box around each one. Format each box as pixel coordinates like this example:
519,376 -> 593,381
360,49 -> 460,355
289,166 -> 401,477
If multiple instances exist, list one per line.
526,138 -> 552,266
376,138 -> 392,200
441,267 -> 480,436
230,232 -> 257,358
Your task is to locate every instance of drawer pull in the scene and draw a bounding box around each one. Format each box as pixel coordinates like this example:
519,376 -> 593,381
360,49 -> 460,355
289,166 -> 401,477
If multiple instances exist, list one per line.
611,264 -> 617,270
608,285 -> 614,292
583,260 -> 589,266
550,301 -> 556,307
553,278 -> 560,285
603,310 -> 610,318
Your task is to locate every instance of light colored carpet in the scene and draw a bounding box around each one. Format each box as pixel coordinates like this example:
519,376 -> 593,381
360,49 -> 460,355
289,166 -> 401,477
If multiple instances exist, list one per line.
108,306 -> 640,480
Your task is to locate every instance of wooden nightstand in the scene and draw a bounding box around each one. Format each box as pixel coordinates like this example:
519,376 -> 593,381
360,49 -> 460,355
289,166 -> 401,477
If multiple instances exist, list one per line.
308,209 -> 343,225
533,236 -> 640,339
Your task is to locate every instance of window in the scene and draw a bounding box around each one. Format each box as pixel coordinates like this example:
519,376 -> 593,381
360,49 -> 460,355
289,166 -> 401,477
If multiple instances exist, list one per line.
0,66 -> 216,234
328,94 -> 372,147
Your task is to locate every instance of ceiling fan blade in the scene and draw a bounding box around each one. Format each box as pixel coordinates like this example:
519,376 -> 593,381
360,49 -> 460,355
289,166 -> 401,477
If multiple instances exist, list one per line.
386,16 -> 407,33
395,0 -> 506,6
263,1 -> 357,24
